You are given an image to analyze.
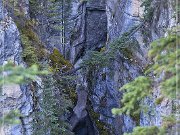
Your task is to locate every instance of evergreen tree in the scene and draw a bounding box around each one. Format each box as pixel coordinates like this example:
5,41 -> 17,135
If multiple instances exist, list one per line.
32,75 -> 73,135
112,29 -> 179,134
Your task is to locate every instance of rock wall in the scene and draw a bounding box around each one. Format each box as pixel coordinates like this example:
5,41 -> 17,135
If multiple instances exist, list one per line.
0,5 -> 33,135
105,0 -> 176,133
69,0 -> 176,134
140,0 -> 176,127
0,0 -> 177,134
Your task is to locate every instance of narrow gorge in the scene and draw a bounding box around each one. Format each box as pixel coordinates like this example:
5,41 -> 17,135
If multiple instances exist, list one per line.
0,0 -> 179,135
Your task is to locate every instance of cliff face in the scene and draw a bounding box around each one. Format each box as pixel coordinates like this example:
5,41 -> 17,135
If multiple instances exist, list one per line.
139,0 -> 176,127
0,4 -> 33,135
0,0 -> 177,134
69,0 -> 176,134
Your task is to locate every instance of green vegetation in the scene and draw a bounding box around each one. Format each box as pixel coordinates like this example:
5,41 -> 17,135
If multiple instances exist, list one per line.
124,126 -> 165,135
124,114 -> 178,135
112,76 -> 151,123
162,115 -> 176,128
0,62 -> 48,86
3,0 -> 178,134
7,0 -> 48,67
27,1 -> 75,134
155,97 -> 164,105
109,30 -> 140,60
0,62 -> 48,127
2,0 -> 75,134
112,29 -> 179,134
56,75 -> 77,105
49,48 -> 72,72
89,106 -> 110,135
32,76 -> 73,135
140,0 -> 154,21
82,26 -> 141,70
0,110 -> 21,126
2,2 -> 74,132
21,34 -> 39,65
29,0 -> 73,57
147,33 -> 179,99
82,51 -> 108,69
19,20 -> 47,66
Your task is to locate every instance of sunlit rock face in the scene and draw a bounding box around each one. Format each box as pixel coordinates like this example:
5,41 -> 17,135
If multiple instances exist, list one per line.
106,0 -> 143,40
0,6 -> 32,135
0,7 -> 22,134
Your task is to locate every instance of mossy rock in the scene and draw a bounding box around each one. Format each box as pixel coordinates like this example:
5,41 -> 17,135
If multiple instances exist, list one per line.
14,11 -> 45,63
124,126 -> 162,135
49,48 -> 73,72
162,115 -> 176,128
21,34 -> 39,66
55,75 -> 77,106
89,109 -> 110,135
68,87 -> 77,105
155,97 -> 164,105
16,16 -> 48,66
61,83 -> 77,106
121,48 -> 134,59
88,107 -> 110,135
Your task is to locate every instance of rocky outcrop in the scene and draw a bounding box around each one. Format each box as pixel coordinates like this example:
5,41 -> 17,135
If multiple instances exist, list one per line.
0,7 -> 22,135
0,6 -> 33,135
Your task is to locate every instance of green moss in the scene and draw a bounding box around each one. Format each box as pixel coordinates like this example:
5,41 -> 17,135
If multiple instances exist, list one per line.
14,15 -> 48,66
121,48 -> 134,60
49,48 -> 73,72
100,47 -> 106,52
68,87 -> 77,105
155,97 -> 164,105
89,108 -> 110,135
106,32 -> 136,59
0,110 -> 21,126
4,0 -> 25,17
62,83 -> 77,105
162,115 -> 176,128
20,34 -> 39,66
22,27 -> 38,41
6,0 -> 49,67
54,74 -> 77,106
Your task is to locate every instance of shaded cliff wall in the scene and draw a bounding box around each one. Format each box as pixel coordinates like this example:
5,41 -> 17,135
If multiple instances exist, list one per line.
67,0 -> 145,134
69,0 -> 176,134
